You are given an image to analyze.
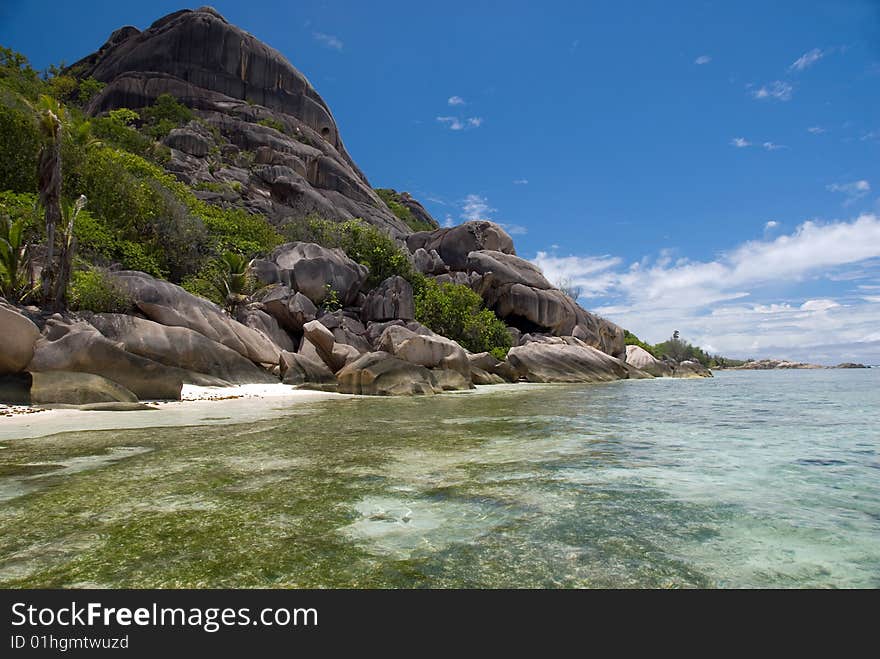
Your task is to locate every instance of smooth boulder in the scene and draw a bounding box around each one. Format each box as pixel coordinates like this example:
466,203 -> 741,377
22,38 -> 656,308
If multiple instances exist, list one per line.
406,221 -> 515,270
88,313 -> 277,384
376,325 -> 470,377
267,242 -> 368,307
260,286 -> 317,333
0,304 -> 41,375
30,371 -> 139,405
280,351 -> 336,389
28,319 -> 204,400
361,276 -> 414,322
336,351 -> 438,396
507,339 -> 629,383
112,271 -> 282,366
625,345 -> 673,377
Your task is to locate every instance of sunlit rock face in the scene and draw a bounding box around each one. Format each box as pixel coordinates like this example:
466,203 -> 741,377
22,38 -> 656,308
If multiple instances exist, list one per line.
73,7 -> 410,235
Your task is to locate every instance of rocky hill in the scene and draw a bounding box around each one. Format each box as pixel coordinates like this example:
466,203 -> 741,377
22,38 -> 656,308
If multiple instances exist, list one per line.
70,6 -> 415,235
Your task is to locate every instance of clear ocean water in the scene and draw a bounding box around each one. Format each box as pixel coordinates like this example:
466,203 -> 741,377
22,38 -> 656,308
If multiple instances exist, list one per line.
0,369 -> 877,588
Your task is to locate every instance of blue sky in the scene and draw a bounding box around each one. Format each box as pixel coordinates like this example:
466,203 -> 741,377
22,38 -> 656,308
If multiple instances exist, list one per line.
2,1 -> 879,363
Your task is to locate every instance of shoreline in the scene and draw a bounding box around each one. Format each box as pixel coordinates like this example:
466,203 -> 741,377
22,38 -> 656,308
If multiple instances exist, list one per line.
0,382 -> 533,442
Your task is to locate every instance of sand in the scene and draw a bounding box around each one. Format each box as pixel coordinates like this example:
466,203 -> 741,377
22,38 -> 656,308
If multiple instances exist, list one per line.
0,384 -> 347,441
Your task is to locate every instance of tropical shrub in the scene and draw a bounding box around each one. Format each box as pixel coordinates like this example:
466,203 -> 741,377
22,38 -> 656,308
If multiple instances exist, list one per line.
68,268 -> 133,313
282,216 -> 414,288
414,278 -> 511,357
375,189 -> 434,232
0,214 -> 30,300
0,101 -> 40,193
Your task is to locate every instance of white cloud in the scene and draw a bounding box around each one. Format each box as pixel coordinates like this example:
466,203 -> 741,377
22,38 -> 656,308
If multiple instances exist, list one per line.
765,220 -> 779,230
443,214 -> 454,228
461,194 -> 495,221
313,32 -> 343,51
790,48 -> 824,71
807,126 -> 826,134
751,81 -> 793,101
448,96 -> 465,106
533,253 -> 623,297
731,137 -> 751,148
800,299 -> 839,312
513,179 -> 529,185
436,116 -> 464,131
827,180 -> 871,205
861,130 -> 880,142
529,214 -> 880,363
695,55 -> 712,65
763,141 -> 787,151
436,116 -> 483,131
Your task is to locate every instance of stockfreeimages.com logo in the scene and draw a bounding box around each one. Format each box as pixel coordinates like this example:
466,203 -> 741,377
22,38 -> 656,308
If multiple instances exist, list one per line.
11,602 -> 318,633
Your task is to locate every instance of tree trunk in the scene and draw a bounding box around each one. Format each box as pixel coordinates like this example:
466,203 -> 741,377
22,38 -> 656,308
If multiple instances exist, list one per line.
37,113 -> 62,304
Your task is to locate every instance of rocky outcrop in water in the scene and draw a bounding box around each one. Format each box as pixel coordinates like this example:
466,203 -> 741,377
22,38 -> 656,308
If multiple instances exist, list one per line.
625,345 -> 673,377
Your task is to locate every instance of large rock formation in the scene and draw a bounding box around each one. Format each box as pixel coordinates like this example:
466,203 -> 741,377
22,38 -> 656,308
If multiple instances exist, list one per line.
507,338 -> 630,383
255,242 -> 368,307
407,221 -> 625,358
71,6 -> 415,235
336,352 -> 439,396
28,318 -> 200,400
112,271 -> 282,366
87,313 -> 277,384
407,221 -> 515,269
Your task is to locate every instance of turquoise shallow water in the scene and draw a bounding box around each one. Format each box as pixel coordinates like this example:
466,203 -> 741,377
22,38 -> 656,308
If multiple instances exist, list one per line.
0,369 -> 877,588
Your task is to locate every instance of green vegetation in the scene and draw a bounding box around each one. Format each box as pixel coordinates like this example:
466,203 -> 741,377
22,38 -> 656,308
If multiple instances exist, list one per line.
282,215 -> 414,289
624,330 -> 660,359
0,214 -> 30,300
0,49 -> 286,310
211,251 -> 252,313
0,47 -> 512,354
256,117 -> 285,133
375,188 -> 434,232
68,268 -> 133,313
414,278 -> 512,359
141,93 -> 193,139
320,284 -> 342,312
625,329 -> 745,368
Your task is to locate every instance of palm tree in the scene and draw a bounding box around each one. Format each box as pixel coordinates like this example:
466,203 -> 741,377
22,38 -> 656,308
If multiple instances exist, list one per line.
35,95 -> 64,303
52,195 -> 87,308
213,251 -> 251,313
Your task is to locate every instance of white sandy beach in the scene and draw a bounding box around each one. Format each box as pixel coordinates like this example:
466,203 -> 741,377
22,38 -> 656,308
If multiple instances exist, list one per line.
0,384 -> 348,441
